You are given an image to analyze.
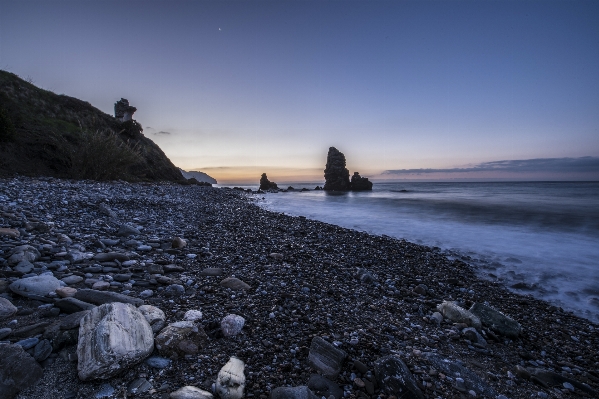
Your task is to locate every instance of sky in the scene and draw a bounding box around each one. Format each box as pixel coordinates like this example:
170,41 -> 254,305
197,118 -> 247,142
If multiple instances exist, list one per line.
1,0 -> 598,183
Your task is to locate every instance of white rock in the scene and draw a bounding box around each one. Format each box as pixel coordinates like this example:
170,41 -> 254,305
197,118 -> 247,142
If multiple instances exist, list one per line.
77,302 -> 154,380
0,297 -> 17,320
138,305 -> 166,333
184,309 -> 203,322
437,301 -> 481,329
220,314 -> 245,337
170,386 -> 214,399
9,275 -> 62,298
215,357 -> 245,399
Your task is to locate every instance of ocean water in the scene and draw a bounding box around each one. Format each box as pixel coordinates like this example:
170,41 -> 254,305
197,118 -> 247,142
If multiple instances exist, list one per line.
226,181 -> 599,322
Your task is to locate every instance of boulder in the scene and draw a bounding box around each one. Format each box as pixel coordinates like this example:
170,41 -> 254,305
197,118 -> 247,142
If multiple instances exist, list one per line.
215,357 -> 245,399
170,386 -> 214,399
13,260 -> 34,274
423,353 -> 497,397
469,302 -> 522,338
220,277 -> 250,291
155,321 -> 208,359
171,237 -> 187,249
307,374 -> 343,399
7,245 -> 40,265
0,343 -> 43,399
220,314 -> 245,337
350,172 -> 373,191
77,302 -> 154,380
138,305 -> 166,333
323,147 -> 351,191
117,224 -> 141,237
0,227 -> 19,238
437,301 -> 481,329
93,252 -> 131,262
0,297 -> 17,320
307,336 -> 346,379
9,275 -> 62,298
55,297 -> 96,314
374,355 -> 423,399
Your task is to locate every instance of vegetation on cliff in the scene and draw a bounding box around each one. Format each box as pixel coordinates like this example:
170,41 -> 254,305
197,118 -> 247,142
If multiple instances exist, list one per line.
0,70 -> 185,182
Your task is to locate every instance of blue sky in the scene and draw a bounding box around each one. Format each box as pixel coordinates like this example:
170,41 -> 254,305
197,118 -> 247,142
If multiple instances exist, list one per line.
1,0 -> 598,182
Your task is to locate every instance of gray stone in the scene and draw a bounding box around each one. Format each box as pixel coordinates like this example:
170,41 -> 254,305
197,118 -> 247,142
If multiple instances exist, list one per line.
221,314 -> 245,337
93,252 -> 130,262
529,368 -> 597,395
437,301 -> 481,329
117,224 -> 141,237
270,386 -> 318,399
55,297 -> 96,314
170,386 -> 213,399
98,202 -> 118,219
66,250 -> 93,264
462,327 -> 487,348
307,336 -> 346,379
33,339 -> 53,362
138,305 -> 166,333
13,260 -> 34,274
164,284 -> 185,297
62,275 -> 84,285
215,357 -> 245,399
0,297 -> 17,320
423,353 -> 497,397
219,277 -> 250,291
469,303 -> 522,338
0,328 -> 11,340
9,275 -> 62,298
77,302 -> 154,380
199,268 -> 222,276
59,310 -> 91,330
128,378 -> 152,394
307,374 -> 343,399
374,355 -> 424,399
147,264 -> 164,274
0,343 -> 43,399
113,274 -> 132,282
7,245 -> 41,265
74,288 -> 144,306
155,321 -> 208,359
146,356 -> 171,369
96,383 -> 115,398
16,337 -> 39,350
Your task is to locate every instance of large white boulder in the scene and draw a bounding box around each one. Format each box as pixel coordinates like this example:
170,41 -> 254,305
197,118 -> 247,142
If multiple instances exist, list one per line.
77,302 -> 154,380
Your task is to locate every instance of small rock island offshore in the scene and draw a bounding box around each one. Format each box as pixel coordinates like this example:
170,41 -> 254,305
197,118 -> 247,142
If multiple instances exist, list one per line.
258,147 -> 373,192
323,147 -> 372,191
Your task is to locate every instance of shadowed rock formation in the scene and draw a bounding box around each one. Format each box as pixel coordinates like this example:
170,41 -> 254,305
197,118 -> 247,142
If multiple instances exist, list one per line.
323,147 -> 351,191
259,173 -> 278,190
350,172 -> 373,191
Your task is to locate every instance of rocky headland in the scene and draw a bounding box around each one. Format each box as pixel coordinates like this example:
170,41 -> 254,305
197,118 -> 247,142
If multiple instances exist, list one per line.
0,71 -> 185,182
0,177 -> 597,399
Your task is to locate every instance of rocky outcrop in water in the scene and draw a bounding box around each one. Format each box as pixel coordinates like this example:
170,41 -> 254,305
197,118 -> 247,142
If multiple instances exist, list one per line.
350,172 -> 373,191
323,147 -> 351,191
259,173 -> 278,190
324,147 -> 373,191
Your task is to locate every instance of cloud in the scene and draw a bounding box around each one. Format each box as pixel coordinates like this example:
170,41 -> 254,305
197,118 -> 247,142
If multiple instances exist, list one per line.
153,131 -> 172,135
382,157 -> 599,176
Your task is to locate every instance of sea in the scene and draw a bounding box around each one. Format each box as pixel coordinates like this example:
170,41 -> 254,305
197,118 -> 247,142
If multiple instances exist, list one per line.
219,181 -> 599,323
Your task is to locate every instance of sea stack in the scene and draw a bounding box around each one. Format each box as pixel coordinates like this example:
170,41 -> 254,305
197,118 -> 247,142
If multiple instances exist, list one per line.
259,173 -> 278,190
351,172 -> 373,191
323,147 -> 373,191
323,147 -> 351,191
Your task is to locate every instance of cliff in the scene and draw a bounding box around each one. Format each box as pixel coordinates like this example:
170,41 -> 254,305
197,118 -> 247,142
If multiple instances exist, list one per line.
0,70 -> 185,182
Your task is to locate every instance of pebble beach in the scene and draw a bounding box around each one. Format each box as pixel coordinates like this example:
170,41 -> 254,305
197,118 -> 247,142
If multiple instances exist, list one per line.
1,177 -> 598,399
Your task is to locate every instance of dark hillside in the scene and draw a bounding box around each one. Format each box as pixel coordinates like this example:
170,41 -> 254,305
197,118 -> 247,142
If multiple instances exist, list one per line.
0,70 -> 185,182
